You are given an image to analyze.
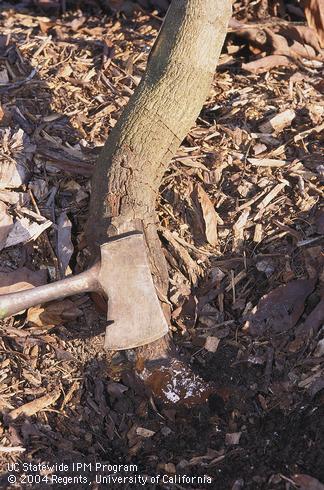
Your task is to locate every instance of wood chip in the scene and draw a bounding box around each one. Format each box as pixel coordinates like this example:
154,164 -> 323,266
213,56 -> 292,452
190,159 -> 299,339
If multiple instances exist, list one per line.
225,432 -> 242,446
162,228 -> 201,285
0,446 -> 26,453
253,223 -> 263,242
233,209 -> 250,251
248,158 -> 288,167
9,387 -> 61,420
204,336 -> 220,352
254,182 -> 288,221
259,109 -> 296,133
136,427 -> 156,438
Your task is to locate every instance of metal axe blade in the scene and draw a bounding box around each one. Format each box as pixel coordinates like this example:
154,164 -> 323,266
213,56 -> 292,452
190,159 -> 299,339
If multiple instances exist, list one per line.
99,234 -> 169,350
0,233 -> 168,350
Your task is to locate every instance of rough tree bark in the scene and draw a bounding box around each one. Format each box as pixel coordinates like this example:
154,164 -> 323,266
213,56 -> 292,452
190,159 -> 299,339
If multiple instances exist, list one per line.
86,0 -> 232,391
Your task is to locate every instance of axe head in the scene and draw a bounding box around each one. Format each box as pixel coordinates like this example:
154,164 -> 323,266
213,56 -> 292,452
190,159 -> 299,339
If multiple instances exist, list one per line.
99,233 -> 169,350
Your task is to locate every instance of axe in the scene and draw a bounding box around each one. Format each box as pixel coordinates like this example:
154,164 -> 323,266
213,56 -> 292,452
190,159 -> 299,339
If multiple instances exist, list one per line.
0,233 -> 169,350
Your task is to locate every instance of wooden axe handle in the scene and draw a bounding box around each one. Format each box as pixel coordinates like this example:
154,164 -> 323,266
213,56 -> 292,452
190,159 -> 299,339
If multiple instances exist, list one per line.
0,263 -> 100,320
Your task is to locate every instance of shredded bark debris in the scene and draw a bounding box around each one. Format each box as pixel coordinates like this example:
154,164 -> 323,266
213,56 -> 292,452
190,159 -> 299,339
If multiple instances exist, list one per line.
0,1 -> 323,489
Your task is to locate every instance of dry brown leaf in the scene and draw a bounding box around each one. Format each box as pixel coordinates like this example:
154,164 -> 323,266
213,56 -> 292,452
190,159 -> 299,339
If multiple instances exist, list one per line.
70,16 -> 86,32
292,474 -> 324,490
27,299 -> 83,328
4,217 -> 52,248
295,288 -> 324,339
244,279 -> 316,336
107,381 -> 128,398
57,211 -> 73,276
305,0 -> 324,48
38,19 -> 55,34
242,55 -> 291,73
0,129 -> 34,189
265,29 -> 318,59
192,184 -> 218,247
278,25 -> 322,53
9,387 -> 61,420
0,267 -> 47,295
0,201 -> 13,250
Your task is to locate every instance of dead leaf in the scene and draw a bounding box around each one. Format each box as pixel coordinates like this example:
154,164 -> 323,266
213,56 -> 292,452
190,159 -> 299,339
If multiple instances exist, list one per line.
244,279 -> 316,336
0,267 -> 47,295
303,246 -> 324,279
192,184 -> 218,246
292,474 -> 324,490
278,25 -> 322,53
242,55 -> 291,73
295,291 -> 324,339
39,19 -> 55,34
304,0 -> 324,48
70,16 -> 86,32
107,381 -> 128,398
264,28 -> 318,59
0,129 -> 34,189
57,212 -> 73,276
9,387 -> 61,420
4,217 -> 52,248
27,299 -> 83,328
0,201 -> 13,250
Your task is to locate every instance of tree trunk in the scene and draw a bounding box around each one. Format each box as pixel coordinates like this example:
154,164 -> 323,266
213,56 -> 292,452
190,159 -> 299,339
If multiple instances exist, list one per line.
86,0 -> 232,393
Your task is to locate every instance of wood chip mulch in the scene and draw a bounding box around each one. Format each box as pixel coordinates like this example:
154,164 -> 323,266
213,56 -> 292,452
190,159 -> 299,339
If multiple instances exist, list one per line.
0,1 -> 323,489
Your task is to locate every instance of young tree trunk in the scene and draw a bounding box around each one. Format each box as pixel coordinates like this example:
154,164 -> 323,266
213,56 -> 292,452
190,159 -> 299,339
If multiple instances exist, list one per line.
86,0 -> 232,390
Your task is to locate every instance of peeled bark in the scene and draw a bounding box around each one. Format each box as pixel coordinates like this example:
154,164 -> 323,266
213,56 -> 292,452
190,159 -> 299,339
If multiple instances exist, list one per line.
86,0 -> 231,371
